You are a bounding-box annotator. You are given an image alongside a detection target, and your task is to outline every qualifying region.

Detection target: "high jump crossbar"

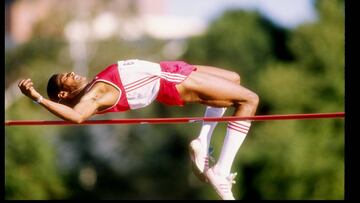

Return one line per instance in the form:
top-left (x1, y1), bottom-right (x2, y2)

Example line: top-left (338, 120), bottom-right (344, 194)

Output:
top-left (5, 112), bottom-right (345, 126)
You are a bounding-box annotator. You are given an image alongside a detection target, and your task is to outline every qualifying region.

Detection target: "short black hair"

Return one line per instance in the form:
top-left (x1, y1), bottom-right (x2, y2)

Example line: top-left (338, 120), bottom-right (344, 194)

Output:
top-left (47, 74), bottom-right (61, 102)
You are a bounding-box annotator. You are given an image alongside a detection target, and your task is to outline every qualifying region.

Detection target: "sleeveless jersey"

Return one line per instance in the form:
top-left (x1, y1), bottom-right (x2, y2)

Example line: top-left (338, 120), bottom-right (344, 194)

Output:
top-left (86, 59), bottom-right (196, 114)
top-left (85, 64), bottom-right (130, 114)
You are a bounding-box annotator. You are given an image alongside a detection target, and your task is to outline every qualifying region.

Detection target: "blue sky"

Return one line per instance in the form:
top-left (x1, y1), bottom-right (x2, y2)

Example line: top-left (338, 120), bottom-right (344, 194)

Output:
top-left (167, 0), bottom-right (317, 28)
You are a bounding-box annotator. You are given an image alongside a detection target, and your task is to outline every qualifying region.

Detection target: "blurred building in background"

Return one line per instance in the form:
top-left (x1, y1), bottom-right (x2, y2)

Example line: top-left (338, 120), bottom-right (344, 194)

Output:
top-left (5, 0), bottom-right (205, 76)
top-left (5, 0), bottom-right (206, 48)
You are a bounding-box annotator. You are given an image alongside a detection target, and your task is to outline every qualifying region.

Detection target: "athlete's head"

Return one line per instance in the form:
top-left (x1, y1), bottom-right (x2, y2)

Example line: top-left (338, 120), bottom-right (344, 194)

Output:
top-left (47, 72), bottom-right (88, 103)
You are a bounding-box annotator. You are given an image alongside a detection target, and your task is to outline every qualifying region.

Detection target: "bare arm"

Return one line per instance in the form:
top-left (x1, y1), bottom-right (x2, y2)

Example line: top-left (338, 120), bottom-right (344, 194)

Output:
top-left (18, 78), bottom-right (100, 123)
top-left (39, 98), bottom-right (99, 123)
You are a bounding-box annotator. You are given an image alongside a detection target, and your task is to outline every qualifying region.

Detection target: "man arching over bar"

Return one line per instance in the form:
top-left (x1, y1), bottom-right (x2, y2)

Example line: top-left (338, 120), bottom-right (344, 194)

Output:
top-left (18, 59), bottom-right (259, 200)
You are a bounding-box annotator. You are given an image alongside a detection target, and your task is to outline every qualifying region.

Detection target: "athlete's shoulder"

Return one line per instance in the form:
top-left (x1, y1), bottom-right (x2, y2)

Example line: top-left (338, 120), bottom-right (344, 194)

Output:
top-left (95, 63), bottom-right (118, 77)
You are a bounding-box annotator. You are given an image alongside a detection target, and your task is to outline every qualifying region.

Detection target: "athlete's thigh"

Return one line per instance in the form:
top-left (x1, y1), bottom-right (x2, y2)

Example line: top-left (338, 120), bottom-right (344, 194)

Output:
top-left (194, 65), bottom-right (240, 83)
top-left (180, 71), bottom-right (252, 103)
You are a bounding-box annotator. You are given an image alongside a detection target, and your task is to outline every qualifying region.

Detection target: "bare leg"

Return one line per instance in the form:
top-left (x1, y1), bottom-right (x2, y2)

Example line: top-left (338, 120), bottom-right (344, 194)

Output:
top-left (177, 70), bottom-right (259, 116)
top-left (194, 65), bottom-right (241, 84)
top-left (178, 70), bottom-right (259, 199)
top-left (188, 66), bottom-right (240, 181)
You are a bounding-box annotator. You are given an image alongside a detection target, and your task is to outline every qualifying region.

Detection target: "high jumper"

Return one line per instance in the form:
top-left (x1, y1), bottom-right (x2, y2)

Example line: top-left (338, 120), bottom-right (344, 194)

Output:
top-left (18, 59), bottom-right (259, 200)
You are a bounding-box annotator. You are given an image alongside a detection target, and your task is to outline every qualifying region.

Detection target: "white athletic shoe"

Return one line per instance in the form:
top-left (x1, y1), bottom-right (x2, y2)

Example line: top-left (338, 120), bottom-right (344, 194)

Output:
top-left (205, 168), bottom-right (237, 200)
top-left (189, 138), bottom-right (214, 182)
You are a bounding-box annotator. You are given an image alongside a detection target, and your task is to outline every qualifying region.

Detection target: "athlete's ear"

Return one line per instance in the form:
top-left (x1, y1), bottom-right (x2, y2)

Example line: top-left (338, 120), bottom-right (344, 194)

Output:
top-left (58, 91), bottom-right (69, 99)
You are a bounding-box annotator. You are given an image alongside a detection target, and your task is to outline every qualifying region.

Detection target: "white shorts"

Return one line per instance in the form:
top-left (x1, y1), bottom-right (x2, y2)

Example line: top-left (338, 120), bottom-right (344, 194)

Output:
top-left (117, 59), bottom-right (161, 109)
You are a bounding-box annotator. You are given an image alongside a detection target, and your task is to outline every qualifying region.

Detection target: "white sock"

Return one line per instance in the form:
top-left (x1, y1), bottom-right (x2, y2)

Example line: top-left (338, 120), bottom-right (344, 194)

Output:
top-left (197, 106), bottom-right (227, 150)
top-left (214, 120), bottom-right (251, 177)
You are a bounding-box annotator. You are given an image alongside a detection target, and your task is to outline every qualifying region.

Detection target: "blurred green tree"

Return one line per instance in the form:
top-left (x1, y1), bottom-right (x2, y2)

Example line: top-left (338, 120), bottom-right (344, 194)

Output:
top-left (183, 0), bottom-right (344, 200)
top-left (183, 9), bottom-right (292, 86)
top-left (5, 127), bottom-right (67, 199)
top-left (242, 0), bottom-right (344, 199)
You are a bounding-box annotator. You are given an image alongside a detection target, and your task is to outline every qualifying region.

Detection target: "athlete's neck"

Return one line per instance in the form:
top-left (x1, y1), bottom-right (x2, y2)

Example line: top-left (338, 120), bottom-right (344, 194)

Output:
top-left (61, 82), bottom-right (90, 107)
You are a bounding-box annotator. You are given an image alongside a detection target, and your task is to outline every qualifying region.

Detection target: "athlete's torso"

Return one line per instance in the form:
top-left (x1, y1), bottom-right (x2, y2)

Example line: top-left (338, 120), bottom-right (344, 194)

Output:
top-left (85, 63), bottom-right (130, 114)
top-left (86, 59), bottom-right (162, 114)
top-left (85, 59), bottom-right (195, 114)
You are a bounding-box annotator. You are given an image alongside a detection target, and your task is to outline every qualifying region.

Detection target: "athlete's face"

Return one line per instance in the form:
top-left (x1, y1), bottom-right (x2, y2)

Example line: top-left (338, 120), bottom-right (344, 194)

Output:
top-left (58, 72), bottom-right (87, 92)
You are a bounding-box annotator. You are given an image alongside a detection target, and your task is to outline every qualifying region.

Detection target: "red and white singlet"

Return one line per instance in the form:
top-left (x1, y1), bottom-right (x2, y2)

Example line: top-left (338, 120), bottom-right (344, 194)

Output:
top-left (86, 59), bottom-right (196, 114)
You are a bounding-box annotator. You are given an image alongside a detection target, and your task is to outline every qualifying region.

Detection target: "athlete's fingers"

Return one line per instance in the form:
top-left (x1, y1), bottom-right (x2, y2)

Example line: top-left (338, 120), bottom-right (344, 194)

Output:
top-left (21, 80), bottom-right (29, 88)
top-left (18, 79), bottom-right (26, 87)
top-left (19, 79), bottom-right (29, 88)
top-left (25, 81), bottom-right (33, 86)
top-left (21, 78), bottom-right (30, 84)
top-left (22, 79), bottom-right (32, 87)
top-left (25, 82), bottom-right (34, 90)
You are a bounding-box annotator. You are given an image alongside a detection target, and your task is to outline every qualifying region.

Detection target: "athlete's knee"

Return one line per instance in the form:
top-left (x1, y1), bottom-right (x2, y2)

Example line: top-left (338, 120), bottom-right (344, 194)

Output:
top-left (247, 92), bottom-right (259, 107)
top-left (230, 71), bottom-right (241, 84)
top-left (233, 91), bottom-right (259, 110)
top-left (238, 91), bottom-right (259, 109)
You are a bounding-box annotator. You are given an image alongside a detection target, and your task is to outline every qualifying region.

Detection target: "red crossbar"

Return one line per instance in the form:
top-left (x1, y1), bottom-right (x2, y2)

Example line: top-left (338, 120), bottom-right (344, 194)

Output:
top-left (4, 112), bottom-right (345, 126)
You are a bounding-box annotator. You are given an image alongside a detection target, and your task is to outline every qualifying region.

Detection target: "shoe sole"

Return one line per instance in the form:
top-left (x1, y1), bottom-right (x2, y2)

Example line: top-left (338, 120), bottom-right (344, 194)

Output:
top-left (189, 140), bottom-right (208, 182)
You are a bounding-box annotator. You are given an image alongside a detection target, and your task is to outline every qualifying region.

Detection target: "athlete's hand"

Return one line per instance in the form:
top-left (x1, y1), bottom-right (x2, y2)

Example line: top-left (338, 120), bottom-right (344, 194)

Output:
top-left (18, 78), bottom-right (42, 101)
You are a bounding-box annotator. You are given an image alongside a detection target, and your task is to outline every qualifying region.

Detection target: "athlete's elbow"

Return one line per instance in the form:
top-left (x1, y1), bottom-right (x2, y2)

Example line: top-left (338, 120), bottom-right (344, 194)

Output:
top-left (74, 118), bottom-right (84, 124)
top-left (75, 116), bottom-right (87, 124)
top-left (66, 118), bottom-right (83, 124)
top-left (72, 109), bottom-right (95, 124)
top-left (69, 115), bottom-right (87, 124)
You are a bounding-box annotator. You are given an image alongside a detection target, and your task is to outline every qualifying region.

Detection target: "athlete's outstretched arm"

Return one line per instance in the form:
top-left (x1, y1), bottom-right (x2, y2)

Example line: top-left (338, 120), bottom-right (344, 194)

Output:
top-left (18, 78), bottom-right (99, 123)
